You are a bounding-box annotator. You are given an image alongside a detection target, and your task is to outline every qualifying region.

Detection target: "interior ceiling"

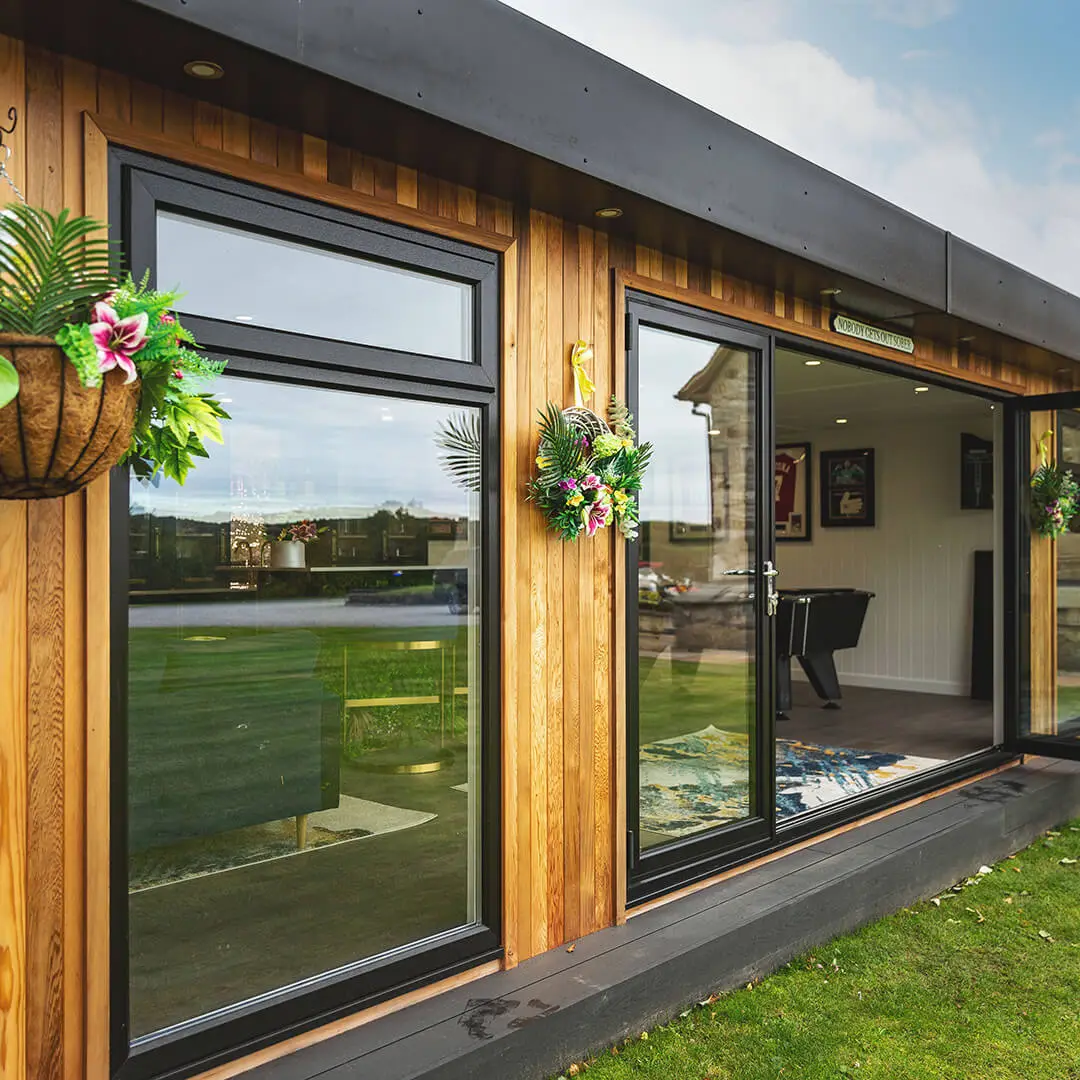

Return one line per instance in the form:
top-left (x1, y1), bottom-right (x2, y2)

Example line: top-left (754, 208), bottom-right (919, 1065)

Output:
top-left (775, 347), bottom-right (995, 437)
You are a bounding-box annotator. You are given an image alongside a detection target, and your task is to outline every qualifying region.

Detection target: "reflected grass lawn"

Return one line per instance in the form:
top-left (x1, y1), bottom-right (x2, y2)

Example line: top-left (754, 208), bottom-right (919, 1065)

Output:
top-left (126, 621), bottom-right (477, 1036)
top-left (638, 656), bottom-right (754, 745)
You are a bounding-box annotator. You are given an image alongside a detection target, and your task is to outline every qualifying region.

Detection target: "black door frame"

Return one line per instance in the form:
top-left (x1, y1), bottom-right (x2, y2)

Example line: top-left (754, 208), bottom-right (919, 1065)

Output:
top-left (625, 290), bottom-right (1022, 906)
top-left (108, 148), bottom-right (503, 1080)
top-left (625, 290), bottom-right (777, 903)
top-left (1006, 390), bottom-right (1080, 761)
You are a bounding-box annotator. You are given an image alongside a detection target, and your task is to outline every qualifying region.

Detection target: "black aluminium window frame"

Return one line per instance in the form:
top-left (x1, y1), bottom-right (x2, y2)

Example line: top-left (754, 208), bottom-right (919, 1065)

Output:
top-left (107, 148), bottom-right (502, 1080)
top-left (624, 287), bottom-right (1020, 907)
top-left (1007, 388), bottom-right (1080, 761)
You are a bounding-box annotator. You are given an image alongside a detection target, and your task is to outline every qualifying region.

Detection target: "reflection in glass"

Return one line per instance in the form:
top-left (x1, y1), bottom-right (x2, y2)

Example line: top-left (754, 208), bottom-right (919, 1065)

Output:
top-left (157, 212), bottom-right (474, 362)
top-left (1052, 411), bottom-right (1080, 735)
top-left (636, 326), bottom-right (757, 850)
top-left (127, 377), bottom-right (482, 1036)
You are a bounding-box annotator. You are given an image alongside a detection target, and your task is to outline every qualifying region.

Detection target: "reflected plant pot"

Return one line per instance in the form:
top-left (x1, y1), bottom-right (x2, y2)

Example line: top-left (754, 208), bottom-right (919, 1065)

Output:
top-left (269, 540), bottom-right (307, 569)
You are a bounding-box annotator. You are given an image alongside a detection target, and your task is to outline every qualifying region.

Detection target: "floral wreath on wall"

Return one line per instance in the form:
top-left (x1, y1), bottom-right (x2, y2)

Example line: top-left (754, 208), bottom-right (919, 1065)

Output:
top-left (526, 341), bottom-right (652, 541)
top-left (1031, 428), bottom-right (1080, 539)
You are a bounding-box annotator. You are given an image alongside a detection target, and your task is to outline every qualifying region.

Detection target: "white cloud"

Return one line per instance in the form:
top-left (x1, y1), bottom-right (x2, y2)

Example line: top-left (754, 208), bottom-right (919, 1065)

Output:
top-left (865, 0), bottom-right (959, 28)
top-left (502, 0), bottom-right (1080, 296)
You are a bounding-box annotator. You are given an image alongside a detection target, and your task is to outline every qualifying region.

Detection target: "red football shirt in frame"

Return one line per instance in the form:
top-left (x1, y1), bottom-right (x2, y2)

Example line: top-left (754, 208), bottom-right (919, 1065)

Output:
top-left (775, 451), bottom-right (798, 527)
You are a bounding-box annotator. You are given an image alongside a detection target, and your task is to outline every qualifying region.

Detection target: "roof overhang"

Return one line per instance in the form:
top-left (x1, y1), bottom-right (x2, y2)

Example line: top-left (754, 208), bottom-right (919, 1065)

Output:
top-left (3, 0), bottom-right (1078, 377)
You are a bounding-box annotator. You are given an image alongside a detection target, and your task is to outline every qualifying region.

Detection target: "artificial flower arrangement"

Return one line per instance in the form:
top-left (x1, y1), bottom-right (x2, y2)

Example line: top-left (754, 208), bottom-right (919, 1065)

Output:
top-left (0, 202), bottom-right (228, 498)
top-left (527, 396), bottom-right (652, 541)
top-left (277, 519), bottom-right (327, 544)
top-left (1031, 429), bottom-right (1080, 539)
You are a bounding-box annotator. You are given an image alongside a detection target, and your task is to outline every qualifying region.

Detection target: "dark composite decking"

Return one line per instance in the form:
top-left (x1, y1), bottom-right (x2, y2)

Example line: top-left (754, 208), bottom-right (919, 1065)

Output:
top-left (245, 756), bottom-right (1080, 1080)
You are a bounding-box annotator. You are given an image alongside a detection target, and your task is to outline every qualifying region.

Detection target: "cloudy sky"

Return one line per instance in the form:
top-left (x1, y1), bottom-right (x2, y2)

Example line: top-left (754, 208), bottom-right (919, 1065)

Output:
top-left (502, 0), bottom-right (1080, 296)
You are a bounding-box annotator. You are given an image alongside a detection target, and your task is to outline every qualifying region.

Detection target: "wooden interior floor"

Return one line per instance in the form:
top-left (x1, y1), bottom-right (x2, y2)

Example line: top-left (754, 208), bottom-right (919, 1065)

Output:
top-left (781, 682), bottom-right (995, 761)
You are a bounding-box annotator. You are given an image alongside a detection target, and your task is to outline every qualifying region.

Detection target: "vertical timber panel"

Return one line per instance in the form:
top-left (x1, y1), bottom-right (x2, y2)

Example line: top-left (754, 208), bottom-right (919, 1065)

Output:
top-left (544, 213), bottom-right (565, 945)
top-left (61, 52), bottom-right (94, 1080)
top-left (500, 234), bottom-right (521, 969)
top-left (574, 224), bottom-right (596, 937)
top-left (25, 44), bottom-right (67, 1080)
top-left (0, 33), bottom-right (27, 1080)
top-left (1030, 411), bottom-right (1058, 734)
top-left (591, 231), bottom-right (614, 930)
top-left (527, 210), bottom-right (550, 956)
top-left (83, 113), bottom-right (111, 1080)
top-left (560, 221), bottom-right (582, 945)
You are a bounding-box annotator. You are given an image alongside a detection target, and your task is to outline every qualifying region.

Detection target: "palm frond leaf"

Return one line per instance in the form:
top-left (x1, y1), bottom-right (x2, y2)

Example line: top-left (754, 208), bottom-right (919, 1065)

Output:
top-left (0, 203), bottom-right (116, 336)
top-left (435, 411), bottom-right (482, 492)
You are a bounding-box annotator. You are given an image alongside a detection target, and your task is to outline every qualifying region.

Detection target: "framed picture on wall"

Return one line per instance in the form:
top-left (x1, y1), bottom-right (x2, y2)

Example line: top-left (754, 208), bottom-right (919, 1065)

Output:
top-left (775, 442), bottom-right (811, 541)
top-left (820, 448), bottom-right (875, 527)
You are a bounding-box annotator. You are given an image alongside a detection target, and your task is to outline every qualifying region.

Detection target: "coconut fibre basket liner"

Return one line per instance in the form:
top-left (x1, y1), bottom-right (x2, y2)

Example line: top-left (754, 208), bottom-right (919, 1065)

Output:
top-left (0, 335), bottom-right (138, 499)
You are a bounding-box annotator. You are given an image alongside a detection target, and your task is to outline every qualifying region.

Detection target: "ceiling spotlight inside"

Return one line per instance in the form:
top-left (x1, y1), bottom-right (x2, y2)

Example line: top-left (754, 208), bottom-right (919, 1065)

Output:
top-left (234, 315), bottom-right (253, 322)
top-left (594, 206), bottom-right (623, 219)
top-left (914, 385), bottom-right (929, 393)
top-left (707, 429), bottom-right (721, 436)
top-left (820, 287), bottom-right (842, 297)
top-left (804, 359), bottom-right (822, 367)
top-left (835, 417), bottom-right (848, 425)
top-left (184, 60), bottom-right (224, 80)
top-left (958, 334), bottom-right (976, 343)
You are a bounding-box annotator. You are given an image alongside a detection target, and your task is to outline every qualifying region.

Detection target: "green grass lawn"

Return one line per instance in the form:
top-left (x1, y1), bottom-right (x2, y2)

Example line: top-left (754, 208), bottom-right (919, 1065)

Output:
top-left (553, 820), bottom-right (1080, 1080)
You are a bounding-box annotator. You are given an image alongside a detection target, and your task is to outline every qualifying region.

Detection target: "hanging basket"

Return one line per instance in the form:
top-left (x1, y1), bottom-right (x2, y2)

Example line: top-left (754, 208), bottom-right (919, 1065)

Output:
top-left (0, 334), bottom-right (138, 499)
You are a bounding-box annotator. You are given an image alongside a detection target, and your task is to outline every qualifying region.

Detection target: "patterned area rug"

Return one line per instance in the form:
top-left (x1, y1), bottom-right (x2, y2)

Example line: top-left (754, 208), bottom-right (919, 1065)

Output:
top-left (130, 795), bottom-right (436, 892)
top-left (639, 725), bottom-right (944, 838)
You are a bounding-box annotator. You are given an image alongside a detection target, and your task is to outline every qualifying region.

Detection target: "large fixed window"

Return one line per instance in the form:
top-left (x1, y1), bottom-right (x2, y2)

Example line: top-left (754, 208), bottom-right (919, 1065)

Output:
top-left (110, 151), bottom-right (500, 1080)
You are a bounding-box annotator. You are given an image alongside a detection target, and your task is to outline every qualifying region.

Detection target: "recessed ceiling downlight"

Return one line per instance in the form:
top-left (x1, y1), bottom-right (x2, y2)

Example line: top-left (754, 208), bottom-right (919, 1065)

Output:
top-left (914, 385), bottom-right (929, 393)
top-left (184, 60), bottom-right (224, 80)
top-left (835, 417), bottom-right (848, 424)
top-left (594, 207), bottom-right (623, 219)
top-left (804, 359), bottom-right (822, 367)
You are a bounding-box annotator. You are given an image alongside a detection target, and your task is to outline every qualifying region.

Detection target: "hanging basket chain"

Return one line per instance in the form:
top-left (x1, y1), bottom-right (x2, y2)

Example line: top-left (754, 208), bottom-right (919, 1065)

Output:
top-left (0, 107), bottom-right (25, 205)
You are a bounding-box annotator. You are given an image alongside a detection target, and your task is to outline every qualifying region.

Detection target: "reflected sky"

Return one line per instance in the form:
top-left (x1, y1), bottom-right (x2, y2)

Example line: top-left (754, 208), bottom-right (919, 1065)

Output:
top-left (157, 212), bottom-right (473, 362)
top-left (504, 0), bottom-right (1080, 296)
top-left (132, 376), bottom-right (476, 522)
top-left (638, 326), bottom-right (718, 525)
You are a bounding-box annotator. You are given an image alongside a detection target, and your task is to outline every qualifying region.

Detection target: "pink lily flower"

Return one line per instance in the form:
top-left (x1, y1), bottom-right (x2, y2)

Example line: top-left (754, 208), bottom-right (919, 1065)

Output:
top-left (89, 302), bottom-right (148, 384)
top-left (583, 501), bottom-right (612, 537)
top-left (580, 473), bottom-right (602, 491)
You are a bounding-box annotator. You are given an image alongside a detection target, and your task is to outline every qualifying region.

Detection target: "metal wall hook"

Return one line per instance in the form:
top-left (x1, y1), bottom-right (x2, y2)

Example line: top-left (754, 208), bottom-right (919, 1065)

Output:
top-left (0, 106), bottom-right (25, 204)
top-left (0, 106), bottom-right (16, 149)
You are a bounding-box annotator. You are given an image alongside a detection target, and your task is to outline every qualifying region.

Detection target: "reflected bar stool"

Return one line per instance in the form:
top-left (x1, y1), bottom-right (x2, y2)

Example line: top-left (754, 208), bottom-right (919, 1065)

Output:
top-left (342, 639), bottom-right (448, 751)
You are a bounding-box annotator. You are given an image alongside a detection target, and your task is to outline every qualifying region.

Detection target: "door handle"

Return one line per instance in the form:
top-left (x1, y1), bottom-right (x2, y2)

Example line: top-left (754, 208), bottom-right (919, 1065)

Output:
top-left (723, 563), bottom-right (780, 614)
top-left (764, 560), bottom-right (779, 616)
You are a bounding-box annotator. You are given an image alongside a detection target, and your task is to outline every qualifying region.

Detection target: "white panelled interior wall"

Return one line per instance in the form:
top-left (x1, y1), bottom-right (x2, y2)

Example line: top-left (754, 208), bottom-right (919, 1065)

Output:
top-left (777, 411), bottom-right (996, 696)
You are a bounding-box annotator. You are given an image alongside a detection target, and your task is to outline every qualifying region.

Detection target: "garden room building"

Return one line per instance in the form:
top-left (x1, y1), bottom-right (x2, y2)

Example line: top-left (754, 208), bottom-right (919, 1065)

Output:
top-left (3, 2), bottom-right (1080, 1079)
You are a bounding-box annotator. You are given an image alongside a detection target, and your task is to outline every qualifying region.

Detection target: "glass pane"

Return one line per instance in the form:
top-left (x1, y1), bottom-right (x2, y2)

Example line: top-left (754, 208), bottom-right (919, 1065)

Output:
top-left (1057, 412), bottom-right (1080, 736)
top-left (1025, 408), bottom-right (1080, 742)
top-left (774, 349), bottom-right (997, 818)
top-left (636, 325), bottom-right (757, 850)
top-left (127, 377), bottom-right (483, 1036)
top-left (157, 211), bottom-right (474, 362)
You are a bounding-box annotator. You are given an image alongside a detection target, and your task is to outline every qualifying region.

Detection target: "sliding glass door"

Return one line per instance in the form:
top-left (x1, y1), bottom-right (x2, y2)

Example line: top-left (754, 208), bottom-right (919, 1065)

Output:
top-left (626, 291), bottom-right (775, 902)
top-left (1011, 391), bottom-right (1080, 758)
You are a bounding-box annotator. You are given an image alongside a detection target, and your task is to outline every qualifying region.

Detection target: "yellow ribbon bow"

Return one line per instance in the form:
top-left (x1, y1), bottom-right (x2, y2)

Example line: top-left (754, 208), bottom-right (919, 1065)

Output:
top-left (570, 340), bottom-right (596, 408)
top-left (1038, 429), bottom-right (1055, 467)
